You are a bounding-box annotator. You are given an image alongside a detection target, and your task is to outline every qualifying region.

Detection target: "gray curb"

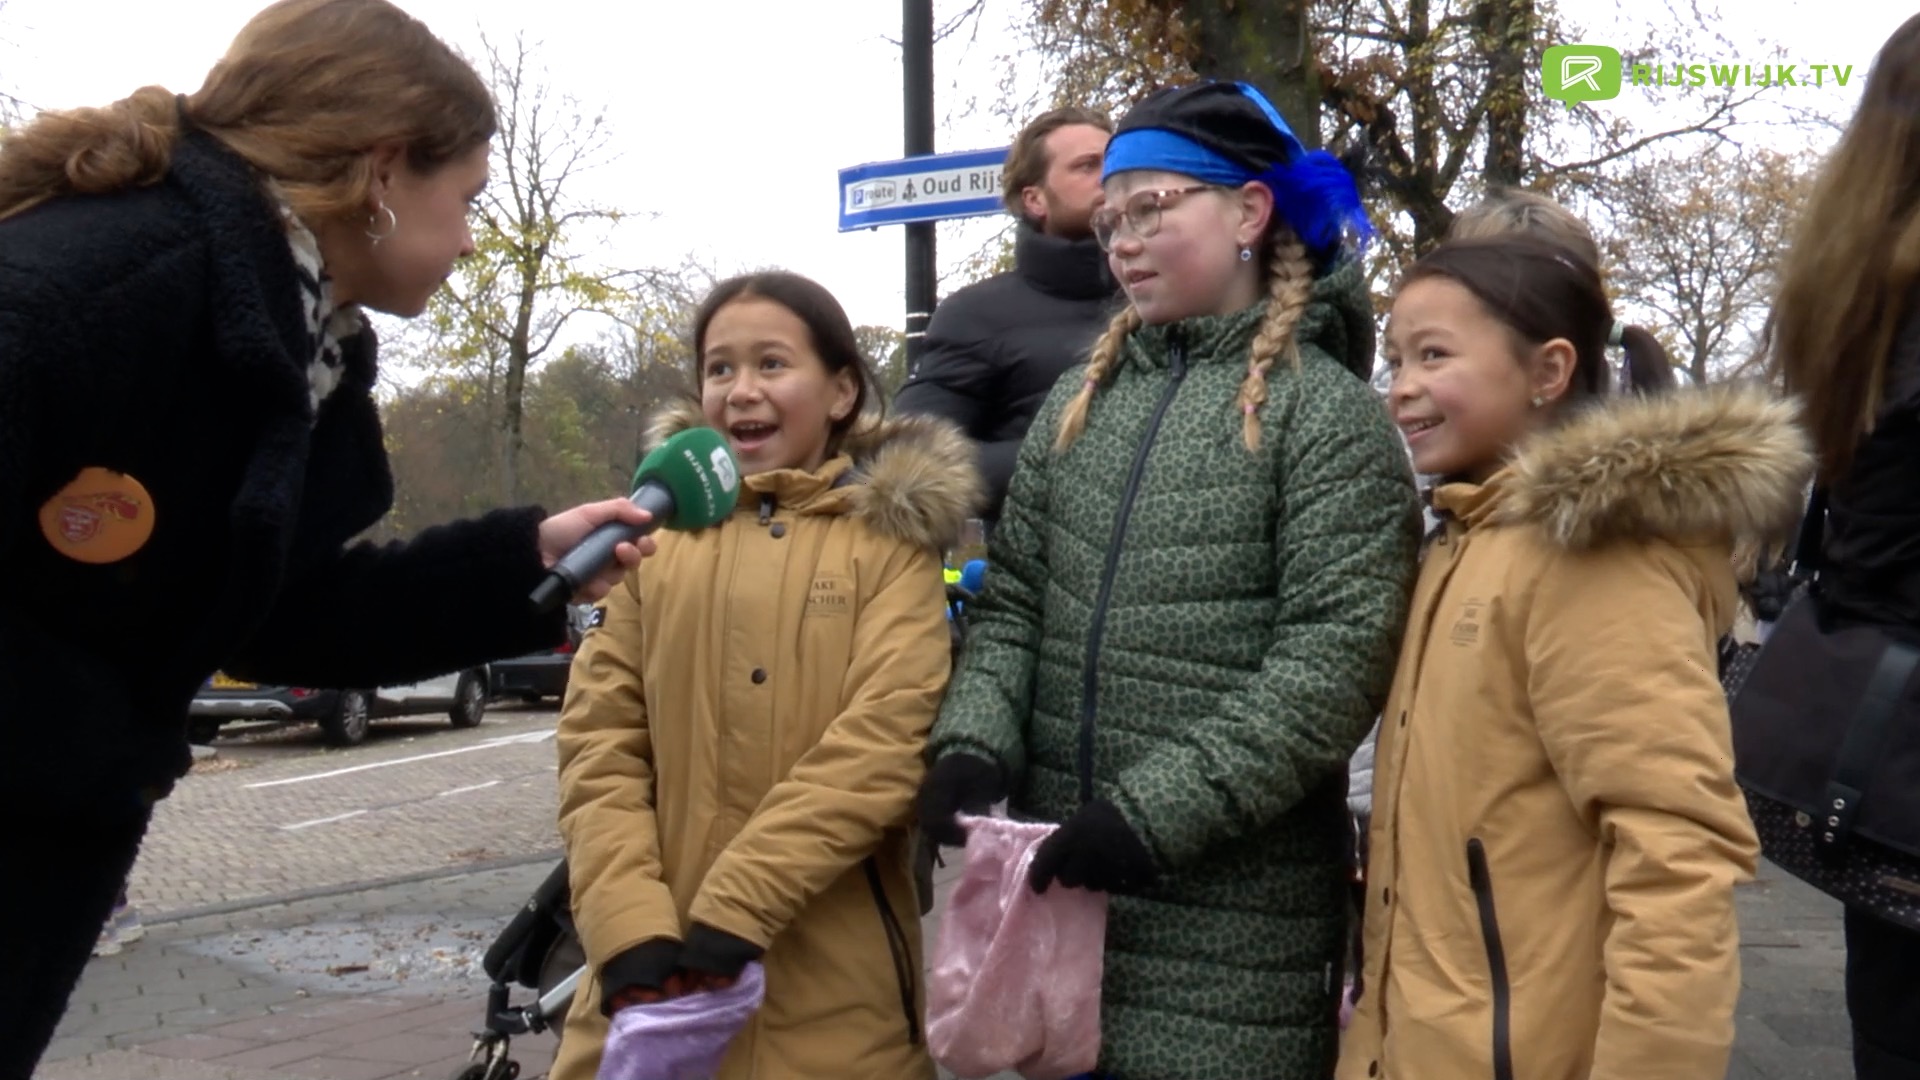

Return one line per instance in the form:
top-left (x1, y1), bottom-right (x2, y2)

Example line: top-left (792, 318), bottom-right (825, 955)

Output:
top-left (144, 847), bottom-right (563, 926)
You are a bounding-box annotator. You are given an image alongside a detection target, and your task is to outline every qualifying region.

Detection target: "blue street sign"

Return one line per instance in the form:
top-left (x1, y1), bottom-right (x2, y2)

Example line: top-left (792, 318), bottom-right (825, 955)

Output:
top-left (838, 146), bottom-right (1011, 231)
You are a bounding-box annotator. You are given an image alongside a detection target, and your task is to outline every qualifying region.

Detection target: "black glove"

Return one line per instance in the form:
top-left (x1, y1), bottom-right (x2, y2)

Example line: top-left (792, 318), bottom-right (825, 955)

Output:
top-left (599, 937), bottom-right (682, 1015)
top-left (1028, 798), bottom-right (1158, 895)
top-left (916, 753), bottom-right (1007, 848)
top-left (678, 922), bottom-right (765, 980)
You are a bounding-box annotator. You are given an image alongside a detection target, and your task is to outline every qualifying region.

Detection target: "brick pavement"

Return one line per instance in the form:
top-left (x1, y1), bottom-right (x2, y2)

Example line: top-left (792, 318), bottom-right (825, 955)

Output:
top-left (38, 853), bottom-right (1854, 1080)
top-left (129, 710), bottom-right (565, 919)
top-left (39, 862), bottom-right (564, 1080)
top-left (1727, 869), bottom-right (1854, 1080)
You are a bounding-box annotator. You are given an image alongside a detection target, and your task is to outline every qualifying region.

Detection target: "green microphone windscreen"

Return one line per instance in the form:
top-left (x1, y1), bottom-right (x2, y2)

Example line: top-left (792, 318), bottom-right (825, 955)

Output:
top-left (632, 427), bottom-right (741, 530)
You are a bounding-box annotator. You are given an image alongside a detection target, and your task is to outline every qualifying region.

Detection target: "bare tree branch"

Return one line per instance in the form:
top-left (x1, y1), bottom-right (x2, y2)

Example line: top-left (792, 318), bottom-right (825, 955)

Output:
top-left (395, 33), bottom-right (665, 505)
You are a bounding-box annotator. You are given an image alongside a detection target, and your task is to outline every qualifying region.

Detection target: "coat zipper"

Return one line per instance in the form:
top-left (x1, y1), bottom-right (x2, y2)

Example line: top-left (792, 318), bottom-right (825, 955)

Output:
top-left (863, 857), bottom-right (922, 1046)
top-left (1466, 838), bottom-right (1515, 1080)
top-left (1076, 336), bottom-right (1188, 804)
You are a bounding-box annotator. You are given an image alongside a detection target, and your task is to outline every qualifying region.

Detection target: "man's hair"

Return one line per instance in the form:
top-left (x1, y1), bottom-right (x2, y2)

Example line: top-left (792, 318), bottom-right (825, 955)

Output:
top-left (1001, 106), bottom-right (1112, 224)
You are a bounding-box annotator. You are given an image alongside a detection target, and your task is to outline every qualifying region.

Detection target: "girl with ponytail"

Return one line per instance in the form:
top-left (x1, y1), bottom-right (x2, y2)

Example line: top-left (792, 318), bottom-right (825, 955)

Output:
top-left (1338, 236), bottom-right (1811, 1079)
top-left (917, 81), bottom-right (1422, 1078)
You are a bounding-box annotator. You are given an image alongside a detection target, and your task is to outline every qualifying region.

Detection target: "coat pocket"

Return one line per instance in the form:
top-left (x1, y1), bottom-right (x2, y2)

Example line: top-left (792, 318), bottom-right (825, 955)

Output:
top-left (863, 857), bottom-right (923, 1046)
top-left (1466, 839), bottom-right (1515, 1080)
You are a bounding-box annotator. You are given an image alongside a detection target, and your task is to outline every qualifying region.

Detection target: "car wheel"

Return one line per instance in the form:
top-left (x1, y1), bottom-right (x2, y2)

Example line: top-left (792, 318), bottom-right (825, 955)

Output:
top-left (187, 717), bottom-right (221, 745)
top-left (450, 671), bottom-right (488, 729)
top-left (320, 690), bottom-right (372, 746)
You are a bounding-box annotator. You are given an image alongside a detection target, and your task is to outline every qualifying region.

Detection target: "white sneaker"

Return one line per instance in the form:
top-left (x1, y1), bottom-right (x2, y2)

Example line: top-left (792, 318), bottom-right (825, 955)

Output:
top-left (112, 904), bottom-right (145, 946)
top-left (91, 902), bottom-right (142, 957)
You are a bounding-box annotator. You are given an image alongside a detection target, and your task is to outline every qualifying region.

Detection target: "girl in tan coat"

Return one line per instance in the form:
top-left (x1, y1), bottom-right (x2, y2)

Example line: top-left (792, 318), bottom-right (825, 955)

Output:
top-left (549, 271), bottom-right (981, 1080)
top-left (1337, 238), bottom-right (1811, 1080)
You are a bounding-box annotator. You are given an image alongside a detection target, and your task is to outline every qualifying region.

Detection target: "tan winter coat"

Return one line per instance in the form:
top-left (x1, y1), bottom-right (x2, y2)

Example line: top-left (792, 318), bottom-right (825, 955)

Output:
top-left (1338, 387), bottom-right (1811, 1080)
top-left (549, 406), bottom-right (980, 1080)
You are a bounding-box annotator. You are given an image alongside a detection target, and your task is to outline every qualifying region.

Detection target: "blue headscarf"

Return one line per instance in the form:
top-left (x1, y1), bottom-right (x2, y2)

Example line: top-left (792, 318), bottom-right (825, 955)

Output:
top-left (1102, 81), bottom-right (1373, 264)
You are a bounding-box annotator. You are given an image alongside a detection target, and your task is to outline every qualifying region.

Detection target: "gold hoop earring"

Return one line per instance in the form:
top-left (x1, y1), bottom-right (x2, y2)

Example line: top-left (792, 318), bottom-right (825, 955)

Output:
top-left (366, 205), bottom-right (398, 244)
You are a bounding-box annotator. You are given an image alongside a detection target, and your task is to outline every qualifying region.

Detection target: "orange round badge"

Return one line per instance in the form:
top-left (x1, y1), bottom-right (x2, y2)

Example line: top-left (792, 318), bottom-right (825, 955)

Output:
top-left (38, 467), bottom-right (156, 564)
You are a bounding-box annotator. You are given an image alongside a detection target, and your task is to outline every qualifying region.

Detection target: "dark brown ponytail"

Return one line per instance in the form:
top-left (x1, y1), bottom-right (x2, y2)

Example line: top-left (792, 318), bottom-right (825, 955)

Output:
top-left (1616, 324), bottom-right (1677, 394)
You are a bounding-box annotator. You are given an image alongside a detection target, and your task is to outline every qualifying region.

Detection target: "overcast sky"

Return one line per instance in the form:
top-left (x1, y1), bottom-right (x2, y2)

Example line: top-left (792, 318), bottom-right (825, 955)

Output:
top-left (0, 0), bottom-right (1907, 340)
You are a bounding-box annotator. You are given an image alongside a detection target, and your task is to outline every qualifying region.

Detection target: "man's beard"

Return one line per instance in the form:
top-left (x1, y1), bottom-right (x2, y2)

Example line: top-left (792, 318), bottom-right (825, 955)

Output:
top-left (1041, 189), bottom-right (1096, 241)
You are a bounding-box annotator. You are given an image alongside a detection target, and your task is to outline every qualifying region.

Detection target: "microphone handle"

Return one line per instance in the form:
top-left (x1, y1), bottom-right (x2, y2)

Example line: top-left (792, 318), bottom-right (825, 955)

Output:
top-left (529, 482), bottom-right (676, 613)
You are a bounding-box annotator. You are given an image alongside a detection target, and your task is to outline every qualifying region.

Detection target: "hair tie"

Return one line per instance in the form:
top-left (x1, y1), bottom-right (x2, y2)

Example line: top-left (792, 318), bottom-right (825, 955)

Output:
top-left (1084, 379), bottom-right (1097, 392)
top-left (1243, 403), bottom-right (1256, 415)
top-left (1608, 320), bottom-right (1626, 347)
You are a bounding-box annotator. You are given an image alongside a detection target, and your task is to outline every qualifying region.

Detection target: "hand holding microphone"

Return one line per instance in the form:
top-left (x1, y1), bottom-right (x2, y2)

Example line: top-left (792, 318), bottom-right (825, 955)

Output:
top-left (531, 428), bottom-right (743, 611)
top-left (535, 501), bottom-right (656, 603)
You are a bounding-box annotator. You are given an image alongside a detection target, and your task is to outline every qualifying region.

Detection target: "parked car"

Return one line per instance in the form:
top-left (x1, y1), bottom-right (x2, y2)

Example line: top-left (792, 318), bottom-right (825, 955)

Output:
top-left (188, 666), bottom-right (491, 747)
top-left (489, 603), bottom-right (594, 704)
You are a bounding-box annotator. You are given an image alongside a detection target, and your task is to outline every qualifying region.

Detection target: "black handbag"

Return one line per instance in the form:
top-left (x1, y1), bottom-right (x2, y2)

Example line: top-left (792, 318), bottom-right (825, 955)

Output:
top-left (1727, 488), bottom-right (1920, 931)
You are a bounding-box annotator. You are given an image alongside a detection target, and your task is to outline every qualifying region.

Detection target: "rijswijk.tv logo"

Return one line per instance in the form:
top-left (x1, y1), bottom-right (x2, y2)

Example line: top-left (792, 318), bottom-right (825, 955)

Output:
top-left (1541, 44), bottom-right (1855, 106)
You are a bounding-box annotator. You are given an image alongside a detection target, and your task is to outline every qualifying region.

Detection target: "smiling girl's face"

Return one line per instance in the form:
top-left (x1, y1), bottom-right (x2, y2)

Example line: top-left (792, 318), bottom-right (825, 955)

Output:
top-left (698, 296), bottom-right (857, 475)
top-left (1383, 275), bottom-right (1572, 482)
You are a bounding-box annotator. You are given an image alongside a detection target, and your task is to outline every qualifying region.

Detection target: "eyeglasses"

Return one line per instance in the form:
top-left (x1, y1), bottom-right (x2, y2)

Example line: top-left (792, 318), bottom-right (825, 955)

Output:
top-left (1091, 185), bottom-right (1218, 252)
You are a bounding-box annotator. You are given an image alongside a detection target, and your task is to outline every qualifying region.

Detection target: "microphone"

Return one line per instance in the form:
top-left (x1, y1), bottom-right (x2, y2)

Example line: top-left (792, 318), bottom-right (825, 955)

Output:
top-left (528, 427), bottom-right (742, 613)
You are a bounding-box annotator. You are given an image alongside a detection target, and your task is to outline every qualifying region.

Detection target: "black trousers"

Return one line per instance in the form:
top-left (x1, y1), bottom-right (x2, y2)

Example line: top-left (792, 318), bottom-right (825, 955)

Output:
top-left (0, 799), bottom-right (151, 1080)
top-left (1846, 906), bottom-right (1920, 1079)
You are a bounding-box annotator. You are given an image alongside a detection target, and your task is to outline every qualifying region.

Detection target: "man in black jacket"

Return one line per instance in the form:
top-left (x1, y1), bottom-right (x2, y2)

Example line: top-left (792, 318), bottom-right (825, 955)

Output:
top-left (894, 107), bottom-right (1119, 526)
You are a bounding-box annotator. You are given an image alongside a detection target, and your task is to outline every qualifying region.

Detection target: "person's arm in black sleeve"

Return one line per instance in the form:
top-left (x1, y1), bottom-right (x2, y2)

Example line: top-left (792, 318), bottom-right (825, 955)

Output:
top-left (223, 507), bottom-right (568, 688)
top-left (970, 438), bottom-right (1021, 523)
top-left (894, 297), bottom-right (1013, 515)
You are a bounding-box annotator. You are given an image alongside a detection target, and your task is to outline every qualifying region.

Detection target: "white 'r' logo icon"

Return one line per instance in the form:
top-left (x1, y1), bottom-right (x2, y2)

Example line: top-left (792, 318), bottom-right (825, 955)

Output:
top-left (1561, 55), bottom-right (1604, 92)
top-left (710, 448), bottom-right (738, 491)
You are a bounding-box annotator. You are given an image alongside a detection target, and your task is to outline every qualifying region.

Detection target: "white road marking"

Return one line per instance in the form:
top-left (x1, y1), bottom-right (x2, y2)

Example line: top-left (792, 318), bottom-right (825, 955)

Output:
top-left (245, 729), bottom-right (556, 790)
top-left (438, 780), bottom-right (502, 798)
top-left (279, 809), bottom-right (367, 832)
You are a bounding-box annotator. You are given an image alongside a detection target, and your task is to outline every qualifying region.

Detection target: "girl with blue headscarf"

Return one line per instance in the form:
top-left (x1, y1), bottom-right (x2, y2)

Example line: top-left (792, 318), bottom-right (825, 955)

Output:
top-left (919, 82), bottom-right (1422, 1079)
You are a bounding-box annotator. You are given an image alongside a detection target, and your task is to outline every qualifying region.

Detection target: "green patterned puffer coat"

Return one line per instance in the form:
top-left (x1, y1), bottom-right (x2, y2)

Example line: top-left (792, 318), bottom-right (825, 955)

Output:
top-left (928, 260), bottom-right (1421, 1080)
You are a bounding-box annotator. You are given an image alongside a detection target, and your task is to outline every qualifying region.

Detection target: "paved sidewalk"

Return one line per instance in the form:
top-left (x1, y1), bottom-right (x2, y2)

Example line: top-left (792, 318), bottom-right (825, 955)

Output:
top-left (39, 860), bottom-right (565, 1080)
top-left (38, 858), bottom-right (1853, 1079)
top-left (130, 712), bottom-right (563, 919)
top-left (1727, 869), bottom-right (1854, 1080)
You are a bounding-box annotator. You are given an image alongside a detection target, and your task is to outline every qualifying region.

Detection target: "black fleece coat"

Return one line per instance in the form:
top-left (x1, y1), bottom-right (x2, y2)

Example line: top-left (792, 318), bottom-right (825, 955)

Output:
top-left (892, 224), bottom-right (1117, 524)
top-left (0, 129), bottom-right (568, 807)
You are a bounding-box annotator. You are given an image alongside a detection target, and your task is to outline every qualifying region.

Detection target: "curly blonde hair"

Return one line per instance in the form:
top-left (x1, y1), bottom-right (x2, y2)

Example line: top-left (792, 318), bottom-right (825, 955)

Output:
top-left (1053, 224), bottom-right (1317, 452)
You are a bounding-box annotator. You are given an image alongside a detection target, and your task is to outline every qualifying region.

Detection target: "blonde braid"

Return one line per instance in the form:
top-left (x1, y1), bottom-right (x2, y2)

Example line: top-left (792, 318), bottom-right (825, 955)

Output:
top-left (1053, 304), bottom-right (1143, 452)
top-left (1236, 230), bottom-right (1315, 451)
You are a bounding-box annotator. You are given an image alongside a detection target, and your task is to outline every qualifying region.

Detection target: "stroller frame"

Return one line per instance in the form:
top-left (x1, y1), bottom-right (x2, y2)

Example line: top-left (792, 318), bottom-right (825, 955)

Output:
top-left (453, 859), bottom-right (586, 1080)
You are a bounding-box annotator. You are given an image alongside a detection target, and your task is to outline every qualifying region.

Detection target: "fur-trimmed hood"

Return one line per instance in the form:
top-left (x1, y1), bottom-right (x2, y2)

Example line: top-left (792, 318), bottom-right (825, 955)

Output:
top-left (1436, 385), bottom-right (1814, 551)
top-left (643, 398), bottom-right (984, 552)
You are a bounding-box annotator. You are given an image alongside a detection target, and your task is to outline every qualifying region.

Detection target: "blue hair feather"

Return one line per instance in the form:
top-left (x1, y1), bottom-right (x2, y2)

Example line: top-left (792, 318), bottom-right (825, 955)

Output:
top-left (1258, 149), bottom-right (1375, 262)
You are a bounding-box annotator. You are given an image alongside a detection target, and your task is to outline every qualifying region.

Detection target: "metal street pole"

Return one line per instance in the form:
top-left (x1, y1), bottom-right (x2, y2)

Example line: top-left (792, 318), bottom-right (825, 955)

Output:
top-left (903, 0), bottom-right (936, 365)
